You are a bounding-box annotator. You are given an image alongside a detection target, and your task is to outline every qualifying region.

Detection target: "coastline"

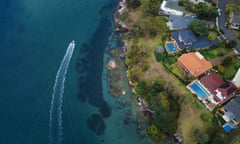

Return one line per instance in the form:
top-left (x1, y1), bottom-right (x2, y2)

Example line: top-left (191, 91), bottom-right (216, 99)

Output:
top-left (112, 0), bottom-right (158, 143)
top-left (113, 0), bottom-right (208, 142)
top-left (113, 0), bottom-right (240, 144)
top-left (97, 0), bottom-right (153, 143)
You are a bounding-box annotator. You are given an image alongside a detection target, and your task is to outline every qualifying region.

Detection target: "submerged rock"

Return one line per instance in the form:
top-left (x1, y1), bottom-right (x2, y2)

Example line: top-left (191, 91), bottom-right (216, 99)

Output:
top-left (76, 57), bottom-right (88, 73)
top-left (112, 73), bottom-right (121, 82)
top-left (87, 114), bottom-right (106, 136)
top-left (110, 85), bottom-right (121, 96)
top-left (99, 102), bottom-right (111, 118)
top-left (77, 91), bottom-right (86, 103)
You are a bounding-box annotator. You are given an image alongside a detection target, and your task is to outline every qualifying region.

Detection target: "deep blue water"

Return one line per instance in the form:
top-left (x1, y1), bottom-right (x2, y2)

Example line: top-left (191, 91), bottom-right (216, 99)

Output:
top-left (0, 0), bottom-right (147, 144)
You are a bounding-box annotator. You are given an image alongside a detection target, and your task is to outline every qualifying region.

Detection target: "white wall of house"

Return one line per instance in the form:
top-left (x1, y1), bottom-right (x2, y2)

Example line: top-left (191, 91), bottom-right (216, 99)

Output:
top-left (232, 68), bottom-right (240, 88)
top-left (160, 1), bottom-right (183, 16)
top-left (189, 0), bottom-right (206, 4)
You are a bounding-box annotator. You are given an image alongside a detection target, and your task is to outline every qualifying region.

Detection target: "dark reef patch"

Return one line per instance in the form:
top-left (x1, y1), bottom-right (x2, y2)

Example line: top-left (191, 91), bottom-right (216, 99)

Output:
top-left (77, 91), bottom-right (86, 103)
top-left (75, 2), bottom-right (118, 118)
top-left (75, 57), bottom-right (88, 73)
top-left (98, 101), bottom-right (111, 118)
top-left (87, 114), bottom-right (106, 136)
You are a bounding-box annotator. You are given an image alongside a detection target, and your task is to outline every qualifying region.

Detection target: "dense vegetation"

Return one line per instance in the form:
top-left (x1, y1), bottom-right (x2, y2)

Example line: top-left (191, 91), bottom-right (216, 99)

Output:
top-left (179, 0), bottom-right (218, 20)
top-left (190, 20), bottom-right (208, 37)
top-left (190, 19), bottom-right (219, 40)
top-left (123, 0), bottom-right (179, 142)
top-left (136, 80), bottom-right (180, 141)
top-left (141, 0), bottom-right (163, 16)
top-left (126, 0), bottom-right (141, 9)
top-left (138, 16), bottom-right (168, 37)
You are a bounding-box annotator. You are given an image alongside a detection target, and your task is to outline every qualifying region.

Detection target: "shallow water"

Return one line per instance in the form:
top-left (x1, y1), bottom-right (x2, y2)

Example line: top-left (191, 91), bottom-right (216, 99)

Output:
top-left (0, 0), bottom-right (149, 143)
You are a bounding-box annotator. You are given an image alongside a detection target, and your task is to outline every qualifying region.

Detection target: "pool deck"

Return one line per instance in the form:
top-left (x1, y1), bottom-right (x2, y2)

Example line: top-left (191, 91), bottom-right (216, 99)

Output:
top-left (187, 80), bottom-right (218, 111)
top-left (187, 80), bottom-right (209, 101)
top-left (165, 41), bottom-right (179, 54)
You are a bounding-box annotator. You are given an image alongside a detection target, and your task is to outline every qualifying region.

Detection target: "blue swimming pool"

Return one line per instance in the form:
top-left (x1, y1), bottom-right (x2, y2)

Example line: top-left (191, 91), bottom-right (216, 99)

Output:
top-left (190, 83), bottom-right (207, 99)
top-left (223, 123), bottom-right (233, 133)
top-left (166, 43), bottom-right (177, 52)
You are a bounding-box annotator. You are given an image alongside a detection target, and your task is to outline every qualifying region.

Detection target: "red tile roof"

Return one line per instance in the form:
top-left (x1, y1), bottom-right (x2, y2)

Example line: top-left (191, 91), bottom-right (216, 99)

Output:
top-left (218, 82), bottom-right (237, 105)
top-left (199, 72), bottom-right (225, 96)
top-left (218, 82), bottom-right (237, 97)
top-left (177, 52), bottom-right (212, 77)
top-left (200, 72), bottom-right (237, 105)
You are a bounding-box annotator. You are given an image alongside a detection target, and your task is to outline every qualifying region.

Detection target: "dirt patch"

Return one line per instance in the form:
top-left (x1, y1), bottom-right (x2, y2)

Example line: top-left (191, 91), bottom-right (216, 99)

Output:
top-left (128, 10), bottom-right (143, 26)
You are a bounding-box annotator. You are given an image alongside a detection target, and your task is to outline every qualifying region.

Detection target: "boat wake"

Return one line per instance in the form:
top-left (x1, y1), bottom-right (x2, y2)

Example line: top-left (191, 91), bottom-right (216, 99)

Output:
top-left (49, 41), bottom-right (75, 144)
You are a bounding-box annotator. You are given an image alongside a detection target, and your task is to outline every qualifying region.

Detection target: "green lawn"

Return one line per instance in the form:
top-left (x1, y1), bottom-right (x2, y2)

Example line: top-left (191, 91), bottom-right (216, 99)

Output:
top-left (219, 55), bottom-right (240, 80)
top-left (200, 47), bottom-right (231, 60)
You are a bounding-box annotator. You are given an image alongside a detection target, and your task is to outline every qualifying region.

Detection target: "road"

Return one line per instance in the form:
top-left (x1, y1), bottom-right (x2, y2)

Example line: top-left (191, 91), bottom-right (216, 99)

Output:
top-left (217, 0), bottom-right (240, 53)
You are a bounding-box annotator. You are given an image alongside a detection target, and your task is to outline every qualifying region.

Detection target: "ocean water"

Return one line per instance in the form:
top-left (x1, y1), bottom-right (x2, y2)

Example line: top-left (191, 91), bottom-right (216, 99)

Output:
top-left (0, 0), bottom-right (148, 144)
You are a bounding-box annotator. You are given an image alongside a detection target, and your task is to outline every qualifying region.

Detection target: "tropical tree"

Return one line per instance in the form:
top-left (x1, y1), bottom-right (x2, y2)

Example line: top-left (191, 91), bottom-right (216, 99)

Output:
top-left (126, 0), bottom-right (141, 9)
top-left (190, 20), bottom-right (208, 37)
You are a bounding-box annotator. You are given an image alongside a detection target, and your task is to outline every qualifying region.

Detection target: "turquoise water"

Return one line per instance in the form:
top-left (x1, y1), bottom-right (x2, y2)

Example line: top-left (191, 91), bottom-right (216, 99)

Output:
top-left (166, 43), bottom-right (177, 52)
top-left (0, 0), bottom-right (147, 144)
top-left (190, 83), bottom-right (207, 99)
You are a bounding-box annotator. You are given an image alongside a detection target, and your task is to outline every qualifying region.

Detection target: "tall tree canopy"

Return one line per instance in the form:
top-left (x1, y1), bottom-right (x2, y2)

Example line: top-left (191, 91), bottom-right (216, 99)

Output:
top-left (190, 20), bottom-right (208, 37)
top-left (126, 0), bottom-right (141, 9)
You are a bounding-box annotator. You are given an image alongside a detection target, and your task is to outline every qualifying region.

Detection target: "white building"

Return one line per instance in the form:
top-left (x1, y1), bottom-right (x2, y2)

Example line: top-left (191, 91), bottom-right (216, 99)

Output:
top-left (232, 68), bottom-right (240, 88)
top-left (160, 0), bottom-right (184, 16)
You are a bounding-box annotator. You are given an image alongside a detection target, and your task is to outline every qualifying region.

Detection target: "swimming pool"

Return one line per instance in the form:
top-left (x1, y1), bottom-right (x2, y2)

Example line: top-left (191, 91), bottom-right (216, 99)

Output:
top-left (166, 43), bottom-right (177, 53)
top-left (190, 83), bottom-right (207, 99)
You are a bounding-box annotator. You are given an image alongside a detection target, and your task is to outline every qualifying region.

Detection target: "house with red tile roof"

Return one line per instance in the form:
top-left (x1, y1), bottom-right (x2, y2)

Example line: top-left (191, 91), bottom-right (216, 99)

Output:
top-left (200, 72), bottom-right (237, 105)
top-left (188, 72), bottom-right (238, 111)
top-left (177, 52), bottom-right (212, 77)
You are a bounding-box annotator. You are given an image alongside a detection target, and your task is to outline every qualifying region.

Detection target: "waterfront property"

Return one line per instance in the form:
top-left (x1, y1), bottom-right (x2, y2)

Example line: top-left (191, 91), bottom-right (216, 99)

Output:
top-left (177, 52), bottom-right (212, 77)
top-left (165, 41), bottom-right (178, 53)
top-left (222, 95), bottom-right (240, 132)
top-left (171, 29), bottom-right (213, 50)
top-left (188, 72), bottom-right (238, 111)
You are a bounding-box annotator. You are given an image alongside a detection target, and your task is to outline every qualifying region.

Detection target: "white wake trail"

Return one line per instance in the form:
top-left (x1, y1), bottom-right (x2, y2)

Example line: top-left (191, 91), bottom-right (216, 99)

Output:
top-left (49, 41), bottom-right (75, 144)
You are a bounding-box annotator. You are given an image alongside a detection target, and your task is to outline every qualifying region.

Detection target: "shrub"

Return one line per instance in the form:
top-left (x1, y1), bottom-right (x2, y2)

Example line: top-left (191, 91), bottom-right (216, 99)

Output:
top-left (147, 124), bottom-right (165, 142)
top-left (208, 32), bottom-right (218, 40)
top-left (222, 57), bottom-right (232, 66)
top-left (142, 63), bottom-right (149, 72)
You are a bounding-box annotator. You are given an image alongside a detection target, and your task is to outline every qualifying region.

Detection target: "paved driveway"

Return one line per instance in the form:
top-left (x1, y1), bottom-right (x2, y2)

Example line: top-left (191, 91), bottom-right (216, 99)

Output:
top-left (217, 0), bottom-right (240, 53)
